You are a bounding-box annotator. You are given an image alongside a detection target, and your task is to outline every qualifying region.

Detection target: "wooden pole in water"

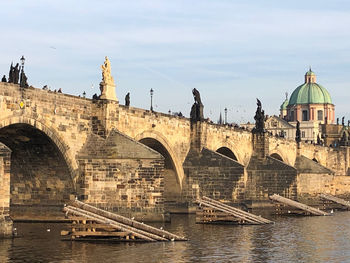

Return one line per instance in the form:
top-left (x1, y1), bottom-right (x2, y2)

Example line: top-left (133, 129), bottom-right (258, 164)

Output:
top-left (72, 199), bottom-right (186, 241)
top-left (64, 206), bottom-right (166, 241)
top-left (320, 194), bottom-right (350, 209)
top-left (201, 196), bottom-right (272, 224)
top-left (197, 199), bottom-right (262, 224)
top-left (269, 194), bottom-right (330, 216)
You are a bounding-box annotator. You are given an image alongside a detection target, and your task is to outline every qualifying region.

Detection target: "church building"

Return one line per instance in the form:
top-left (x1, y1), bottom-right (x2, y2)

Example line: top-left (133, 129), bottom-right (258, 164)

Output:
top-left (279, 68), bottom-right (335, 142)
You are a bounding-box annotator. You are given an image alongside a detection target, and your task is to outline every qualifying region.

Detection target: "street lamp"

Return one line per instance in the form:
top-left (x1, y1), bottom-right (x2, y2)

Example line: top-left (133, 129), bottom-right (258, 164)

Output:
top-left (224, 107), bottom-right (228, 124)
top-left (20, 56), bottom-right (26, 88)
top-left (20, 56), bottom-right (25, 69)
top-left (150, 88), bottom-right (154, 111)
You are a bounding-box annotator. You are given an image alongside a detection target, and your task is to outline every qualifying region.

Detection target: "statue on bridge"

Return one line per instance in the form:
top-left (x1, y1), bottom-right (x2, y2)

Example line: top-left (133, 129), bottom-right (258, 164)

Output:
top-left (8, 63), bottom-right (20, 84)
top-left (340, 131), bottom-right (349, 146)
top-left (190, 88), bottom-right (204, 122)
top-left (99, 56), bottom-right (117, 101)
top-left (101, 56), bottom-right (114, 86)
top-left (252, 98), bottom-right (265, 134)
top-left (20, 70), bottom-right (28, 88)
top-left (342, 116), bottom-right (345, 126)
top-left (1, 75), bottom-right (6, 82)
top-left (125, 92), bottom-right (130, 107)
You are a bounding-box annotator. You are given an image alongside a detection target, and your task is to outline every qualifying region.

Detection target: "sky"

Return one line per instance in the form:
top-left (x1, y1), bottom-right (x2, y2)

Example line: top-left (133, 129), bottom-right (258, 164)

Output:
top-left (1, 0), bottom-right (350, 123)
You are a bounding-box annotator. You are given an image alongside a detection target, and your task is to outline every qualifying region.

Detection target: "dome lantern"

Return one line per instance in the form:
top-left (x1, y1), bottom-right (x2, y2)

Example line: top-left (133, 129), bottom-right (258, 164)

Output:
top-left (305, 67), bottom-right (316, 83)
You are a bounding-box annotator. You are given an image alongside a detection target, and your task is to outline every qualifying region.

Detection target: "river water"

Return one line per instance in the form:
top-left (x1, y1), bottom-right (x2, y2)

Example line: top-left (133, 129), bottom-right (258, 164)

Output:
top-left (1, 212), bottom-right (350, 263)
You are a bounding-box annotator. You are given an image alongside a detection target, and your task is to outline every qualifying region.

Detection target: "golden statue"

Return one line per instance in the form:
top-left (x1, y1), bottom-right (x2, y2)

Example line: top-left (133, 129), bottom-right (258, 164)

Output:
top-left (99, 56), bottom-right (117, 101)
top-left (101, 56), bottom-right (115, 86)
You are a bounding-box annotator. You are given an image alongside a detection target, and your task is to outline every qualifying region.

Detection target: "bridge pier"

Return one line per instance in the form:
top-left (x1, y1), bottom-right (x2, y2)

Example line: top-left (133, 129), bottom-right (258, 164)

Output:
top-left (0, 143), bottom-right (12, 238)
top-left (92, 99), bottom-right (119, 138)
top-left (246, 131), bottom-right (298, 204)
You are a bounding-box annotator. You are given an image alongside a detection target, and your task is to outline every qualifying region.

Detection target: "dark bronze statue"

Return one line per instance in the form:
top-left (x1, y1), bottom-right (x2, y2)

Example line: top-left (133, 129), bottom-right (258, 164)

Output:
top-left (192, 88), bottom-right (202, 106)
top-left (20, 70), bottom-right (28, 88)
top-left (125, 92), bottom-right (130, 107)
top-left (8, 62), bottom-right (20, 84)
top-left (1, 75), bottom-right (6, 82)
top-left (253, 98), bottom-right (265, 134)
top-left (337, 118), bottom-right (339, 125)
top-left (295, 120), bottom-right (301, 143)
top-left (340, 131), bottom-right (349, 146)
top-left (13, 63), bottom-right (20, 84)
top-left (8, 63), bottom-right (13, 83)
top-left (342, 116), bottom-right (345, 126)
top-left (190, 88), bottom-right (204, 122)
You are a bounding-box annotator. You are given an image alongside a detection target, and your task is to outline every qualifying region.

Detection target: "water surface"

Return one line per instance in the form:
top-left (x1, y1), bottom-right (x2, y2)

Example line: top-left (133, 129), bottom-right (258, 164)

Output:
top-left (1, 212), bottom-right (350, 263)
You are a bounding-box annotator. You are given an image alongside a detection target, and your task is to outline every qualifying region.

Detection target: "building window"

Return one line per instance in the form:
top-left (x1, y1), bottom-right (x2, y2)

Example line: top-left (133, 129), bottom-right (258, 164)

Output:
top-left (302, 110), bottom-right (308, 121)
top-left (317, 110), bottom-right (323, 121)
top-left (290, 111), bottom-right (294, 121)
top-left (302, 131), bottom-right (305, 138)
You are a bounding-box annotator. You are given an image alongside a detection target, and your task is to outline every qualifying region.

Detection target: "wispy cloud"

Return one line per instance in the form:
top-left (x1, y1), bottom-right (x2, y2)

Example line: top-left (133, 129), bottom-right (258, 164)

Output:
top-left (1, 0), bottom-right (350, 121)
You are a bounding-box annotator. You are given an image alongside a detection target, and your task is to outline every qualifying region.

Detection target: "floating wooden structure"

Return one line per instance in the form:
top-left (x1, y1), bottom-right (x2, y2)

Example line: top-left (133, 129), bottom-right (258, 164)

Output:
top-left (320, 193), bottom-right (350, 210)
top-left (196, 196), bottom-right (273, 225)
top-left (269, 194), bottom-right (330, 216)
top-left (61, 199), bottom-right (187, 242)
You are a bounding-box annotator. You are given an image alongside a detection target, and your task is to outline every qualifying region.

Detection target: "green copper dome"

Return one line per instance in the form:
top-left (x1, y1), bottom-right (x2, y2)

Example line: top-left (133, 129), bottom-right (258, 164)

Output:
top-left (288, 82), bottom-right (332, 105)
top-left (280, 98), bottom-right (289, 110)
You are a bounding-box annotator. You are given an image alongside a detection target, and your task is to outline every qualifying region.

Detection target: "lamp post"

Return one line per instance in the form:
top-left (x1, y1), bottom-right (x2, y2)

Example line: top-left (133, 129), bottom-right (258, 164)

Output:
top-left (150, 88), bottom-right (154, 111)
top-left (20, 56), bottom-right (25, 70)
top-left (224, 107), bottom-right (227, 124)
top-left (20, 56), bottom-right (26, 88)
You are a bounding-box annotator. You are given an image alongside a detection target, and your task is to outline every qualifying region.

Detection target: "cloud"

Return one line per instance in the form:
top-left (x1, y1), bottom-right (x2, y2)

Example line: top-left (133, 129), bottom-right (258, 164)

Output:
top-left (0, 0), bottom-right (349, 122)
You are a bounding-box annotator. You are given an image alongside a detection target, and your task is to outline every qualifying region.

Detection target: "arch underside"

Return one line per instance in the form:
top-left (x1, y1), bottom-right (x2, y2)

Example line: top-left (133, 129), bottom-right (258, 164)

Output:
top-left (138, 137), bottom-right (182, 212)
top-left (216, 147), bottom-right (238, 161)
top-left (270, 153), bottom-right (284, 162)
top-left (0, 123), bottom-right (75, 219)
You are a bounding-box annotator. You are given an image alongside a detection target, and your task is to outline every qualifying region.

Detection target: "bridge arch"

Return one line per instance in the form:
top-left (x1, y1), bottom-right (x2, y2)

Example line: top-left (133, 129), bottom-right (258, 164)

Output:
top-left (270, 152), bottom-right (284, 162)
top-left (0, 116), bottom-right (77, 218)
top-left (210, 141), bottom-right (244, 164)
top-left (135, 131), bottom-right (184, 211)
top-left (135, 130), bottom-right (184, 186)
top-left (216, 146), bottom-right (238, 161)
top-left (269, 149), bottom-right (293, 165)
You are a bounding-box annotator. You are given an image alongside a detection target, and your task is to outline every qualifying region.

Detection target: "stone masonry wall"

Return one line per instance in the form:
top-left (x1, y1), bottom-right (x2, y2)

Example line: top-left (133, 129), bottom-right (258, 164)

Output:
top-left (77, 130), bottom-right (166, 221)
top-left (300, 143), bottom-right (348, 175)
top-left (0, 143), bottom-right (12, 237)
top-left (183, 148), bottom-right (245, 206)
top-left (78, 158), bottom-right (165, 221)
top-left (297, 174), bottom-right (350, 199)
top-left (246, 156), bottom-right (297, 201)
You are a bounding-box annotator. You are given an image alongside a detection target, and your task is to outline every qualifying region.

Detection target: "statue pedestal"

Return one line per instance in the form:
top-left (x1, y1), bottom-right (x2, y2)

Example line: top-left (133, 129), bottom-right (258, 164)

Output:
top-left (99, 82), bottom-right (118, 102)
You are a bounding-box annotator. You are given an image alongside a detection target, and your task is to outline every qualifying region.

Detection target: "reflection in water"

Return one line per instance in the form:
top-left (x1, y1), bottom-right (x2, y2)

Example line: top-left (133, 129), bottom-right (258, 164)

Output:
top-left (2, 213), bottom-right (350, 263)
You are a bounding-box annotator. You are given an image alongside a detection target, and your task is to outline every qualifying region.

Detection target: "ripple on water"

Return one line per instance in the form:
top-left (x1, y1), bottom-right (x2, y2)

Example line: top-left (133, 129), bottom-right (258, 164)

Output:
top-left (2, 212), bottom-right (350, 263)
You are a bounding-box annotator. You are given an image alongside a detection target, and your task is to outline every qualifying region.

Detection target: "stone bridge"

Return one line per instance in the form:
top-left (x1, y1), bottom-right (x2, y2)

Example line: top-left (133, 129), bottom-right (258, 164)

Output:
top-left (0, 79), bottom-right (349, 235)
